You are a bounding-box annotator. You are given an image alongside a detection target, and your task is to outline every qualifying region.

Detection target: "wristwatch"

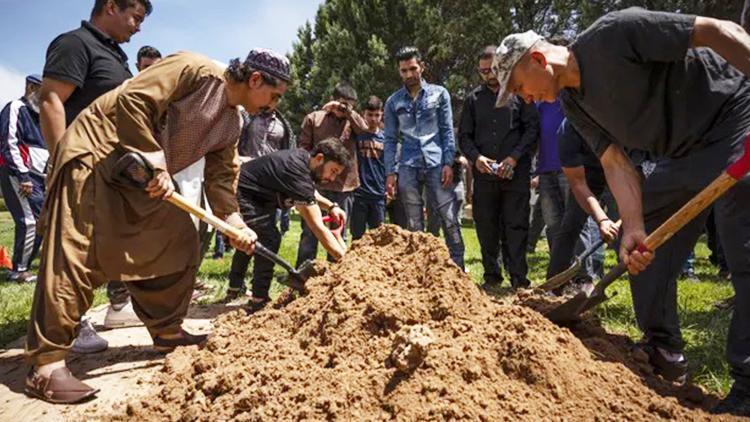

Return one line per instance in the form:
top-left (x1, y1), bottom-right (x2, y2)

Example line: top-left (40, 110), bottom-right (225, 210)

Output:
top-left (329, 202), bottom-right (340, 212)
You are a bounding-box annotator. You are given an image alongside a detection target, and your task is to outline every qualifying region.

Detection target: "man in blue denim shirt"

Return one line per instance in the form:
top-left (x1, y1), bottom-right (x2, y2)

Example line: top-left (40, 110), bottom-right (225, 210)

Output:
top-left (383, 47), bottom-right (465, 268)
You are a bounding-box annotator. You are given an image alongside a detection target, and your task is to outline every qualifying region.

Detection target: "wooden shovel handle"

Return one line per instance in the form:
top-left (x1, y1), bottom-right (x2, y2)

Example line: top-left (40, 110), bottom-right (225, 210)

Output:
top-left (642, 134), bottom-right (750, 251)
top-left (165, 192), bottom-right (245, 242)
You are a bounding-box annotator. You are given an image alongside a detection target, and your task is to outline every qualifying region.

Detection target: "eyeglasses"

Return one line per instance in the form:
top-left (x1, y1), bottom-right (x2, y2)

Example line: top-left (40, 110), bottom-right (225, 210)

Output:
top-left (478, 68), bottom-right (493, 75)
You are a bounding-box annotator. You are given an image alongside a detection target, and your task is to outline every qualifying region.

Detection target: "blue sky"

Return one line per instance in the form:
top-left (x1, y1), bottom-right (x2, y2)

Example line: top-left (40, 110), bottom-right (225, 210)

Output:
top-left (0, 0), bottom-right (323, 103)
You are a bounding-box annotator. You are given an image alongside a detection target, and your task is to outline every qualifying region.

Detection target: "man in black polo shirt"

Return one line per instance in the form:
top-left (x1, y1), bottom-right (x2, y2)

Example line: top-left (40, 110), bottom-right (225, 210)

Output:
top-left (38, 0), bottom-right (152, 353)
top-left (459, 45), bottom-right (539, 290)
top-left (495, 8), bottom-right (750, 414)
top-left (235, 138), bottom-right (349, 312)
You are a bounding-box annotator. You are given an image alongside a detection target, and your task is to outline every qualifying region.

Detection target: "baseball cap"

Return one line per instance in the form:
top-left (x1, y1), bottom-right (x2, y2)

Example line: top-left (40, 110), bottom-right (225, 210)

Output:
top-left (244, 48), bottom-right (291, 83)
top-left (492, 30), bottom-right (544, 108)
top-left (26, 74), bottom-right (42, 85)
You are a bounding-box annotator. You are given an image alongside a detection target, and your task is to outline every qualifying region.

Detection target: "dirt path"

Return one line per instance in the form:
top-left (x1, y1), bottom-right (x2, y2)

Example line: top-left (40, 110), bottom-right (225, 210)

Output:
top-left (0, 303), bottom-right (235, 421)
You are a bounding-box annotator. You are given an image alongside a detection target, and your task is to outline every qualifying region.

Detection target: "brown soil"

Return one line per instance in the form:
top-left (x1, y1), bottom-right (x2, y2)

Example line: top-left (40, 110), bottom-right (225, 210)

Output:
top-left (102, 225), bottom-right (732, 421)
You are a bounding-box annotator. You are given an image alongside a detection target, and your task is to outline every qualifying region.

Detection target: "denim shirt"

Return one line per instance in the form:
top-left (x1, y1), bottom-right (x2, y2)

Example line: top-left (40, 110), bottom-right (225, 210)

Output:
top-left (383, 81), bottom-right (455, 175)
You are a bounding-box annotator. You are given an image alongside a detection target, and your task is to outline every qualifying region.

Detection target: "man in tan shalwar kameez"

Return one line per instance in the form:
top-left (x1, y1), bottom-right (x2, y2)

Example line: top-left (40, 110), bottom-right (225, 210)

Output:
top-left (24, 48), bottom-right (291, 404)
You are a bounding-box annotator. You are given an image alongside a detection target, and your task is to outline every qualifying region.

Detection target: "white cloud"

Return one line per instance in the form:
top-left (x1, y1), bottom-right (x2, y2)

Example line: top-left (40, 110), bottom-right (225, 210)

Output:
top-left (0, 65), bottom-right (26, 106)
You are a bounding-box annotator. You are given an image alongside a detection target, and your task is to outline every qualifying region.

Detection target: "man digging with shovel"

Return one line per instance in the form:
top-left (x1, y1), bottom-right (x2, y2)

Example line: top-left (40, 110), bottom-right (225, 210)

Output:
top-left (495, 8), bottom-right (750, 415)
top-left (24, 49), bottom-right (290, 404)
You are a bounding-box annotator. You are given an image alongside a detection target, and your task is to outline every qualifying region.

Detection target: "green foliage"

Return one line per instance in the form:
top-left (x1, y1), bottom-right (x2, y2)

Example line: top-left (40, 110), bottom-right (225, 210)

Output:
top-left (280, 0), bottom-right (744, 128)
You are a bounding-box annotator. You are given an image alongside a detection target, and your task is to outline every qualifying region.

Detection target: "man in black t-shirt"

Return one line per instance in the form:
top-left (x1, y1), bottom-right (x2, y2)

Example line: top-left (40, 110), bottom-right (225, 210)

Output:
top-left (38, 0), bottom-right (153, 352)
top-left (232, 138), bottom-right (350, 312)
top-left (494, 8), bottom-right (750, 414)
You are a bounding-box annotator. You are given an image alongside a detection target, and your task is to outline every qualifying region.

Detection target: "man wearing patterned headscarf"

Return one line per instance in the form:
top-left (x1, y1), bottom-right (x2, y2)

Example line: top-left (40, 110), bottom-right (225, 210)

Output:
top-left (23, 49), bottom-right (291, 404)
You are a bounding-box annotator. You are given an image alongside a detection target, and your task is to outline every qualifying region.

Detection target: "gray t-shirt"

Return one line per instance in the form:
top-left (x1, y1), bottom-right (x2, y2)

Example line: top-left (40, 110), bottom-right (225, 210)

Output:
top-left (561, 8), bottom-right (750, 159)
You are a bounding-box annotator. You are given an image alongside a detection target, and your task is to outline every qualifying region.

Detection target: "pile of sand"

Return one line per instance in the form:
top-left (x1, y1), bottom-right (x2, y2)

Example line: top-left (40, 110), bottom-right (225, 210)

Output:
top-left (107, 225), bottom-right (725, 420)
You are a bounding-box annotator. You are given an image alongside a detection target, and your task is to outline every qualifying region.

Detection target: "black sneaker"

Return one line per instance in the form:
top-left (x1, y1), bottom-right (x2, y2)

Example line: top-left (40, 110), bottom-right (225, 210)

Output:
top-left (220, 287), bottom-right (244, 304)
top-left (244, 296), bottom-right (270, 314)
top-left (711, 384), bottom-right (750, 416)
top-left (511, 278), bottom-right (531, 290)
top-left (639, 344), bottom-right (688, 383)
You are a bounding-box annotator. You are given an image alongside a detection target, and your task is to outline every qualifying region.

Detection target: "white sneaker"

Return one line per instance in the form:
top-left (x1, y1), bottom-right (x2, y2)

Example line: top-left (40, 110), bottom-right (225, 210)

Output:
top-left (103, 300), bottom-right (143, 329)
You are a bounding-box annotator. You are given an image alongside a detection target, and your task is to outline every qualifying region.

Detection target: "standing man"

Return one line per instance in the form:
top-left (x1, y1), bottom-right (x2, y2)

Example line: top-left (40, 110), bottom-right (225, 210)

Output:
top-left (295, 83), bottom-right (368, 266)
top-left (0, 75), bottom-right (47, 283)
top-left (384, 46), bottom-right (465, 269)
top-left (24, 49), bottom-right (288, 404)
top-left (351, 96), bottom-right (386, 240)
top-left (136, 45), bottom-right (162, 71)
top-left (39, 0), bottom-right (153, 352)
top-left (495, 8), bottom-right (750, 414)
top-left (459, 46), bottom-right (539, 289)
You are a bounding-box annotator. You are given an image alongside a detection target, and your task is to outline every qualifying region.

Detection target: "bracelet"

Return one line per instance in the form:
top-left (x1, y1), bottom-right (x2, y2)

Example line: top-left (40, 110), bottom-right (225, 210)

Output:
top-left (329, 202), bottom-right (340, 212)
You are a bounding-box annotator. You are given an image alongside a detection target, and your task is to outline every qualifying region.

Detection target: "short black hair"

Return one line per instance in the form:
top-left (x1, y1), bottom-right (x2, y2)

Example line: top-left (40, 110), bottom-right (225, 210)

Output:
top-left (363, 95), bottom-right (383, 111)
top-left (395, 46), bottom-right (421, 63)
top-left (92, 0), bottom-right (153, 18)
top-left (137, 45), bottom-right (161, 63)
top-left (332, 83), bottom-right (357, 102)
top-left (312, 138), bottom-right (352, 169)
top-left (478, 45), bottom-right (497, 61)
top-left (224, 59), bottom-right (282, 87)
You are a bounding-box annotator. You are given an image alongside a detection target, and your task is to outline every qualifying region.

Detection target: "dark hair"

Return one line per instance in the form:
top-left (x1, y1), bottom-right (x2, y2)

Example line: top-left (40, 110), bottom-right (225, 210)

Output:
top-left (311, 138), bottom-right (352, 169)
top-left (92, 0), bottom-right (153, 17)
top-left (547, 35), bottom-right (572, 47)
top-left (395, 46), bottom-right (421, 63)
top-left (478, 45), bottom-right (497, 61)
top-left (224, 58), bottom-right (281, 87)
top-left (332, 83), bottom-right (357, 102)
top-left (137, 45), bottom-right (161, 63)
top-left (364, 95), bottom-right (383, 111)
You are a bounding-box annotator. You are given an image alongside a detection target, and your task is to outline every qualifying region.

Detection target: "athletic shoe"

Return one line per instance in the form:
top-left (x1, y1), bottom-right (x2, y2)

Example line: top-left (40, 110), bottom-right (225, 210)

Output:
top-left (639, 343), bottom-right (688, 383)
top-left (103, 300), bottom-right (143, 329)
top-left (8, 271), bottom-right (37, 283)
top-left (71, 318), bottom-right (108, 354)
top-left (711, 384), bottom-right (750, 416)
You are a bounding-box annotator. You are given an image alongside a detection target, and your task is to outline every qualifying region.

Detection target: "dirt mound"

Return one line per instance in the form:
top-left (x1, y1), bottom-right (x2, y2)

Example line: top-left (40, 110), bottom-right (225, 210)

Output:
top-left (107, 225), bottom-right (725, 420)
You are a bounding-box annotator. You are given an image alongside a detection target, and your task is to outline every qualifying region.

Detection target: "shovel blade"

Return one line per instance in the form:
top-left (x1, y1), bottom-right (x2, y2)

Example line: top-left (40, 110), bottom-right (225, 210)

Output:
top-left (545, 283), bottom-right (610, 325)
top-left (279, 260), bottom-right (316, 293)
top-left (538, 259), bottom-right (581, 292)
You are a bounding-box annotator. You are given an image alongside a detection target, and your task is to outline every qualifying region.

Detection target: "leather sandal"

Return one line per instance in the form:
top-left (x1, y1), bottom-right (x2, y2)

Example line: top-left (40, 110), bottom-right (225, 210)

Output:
top-left (152, 329), bottom-right (207, 353)
top-left (25, 367), bottom-right (98, 404)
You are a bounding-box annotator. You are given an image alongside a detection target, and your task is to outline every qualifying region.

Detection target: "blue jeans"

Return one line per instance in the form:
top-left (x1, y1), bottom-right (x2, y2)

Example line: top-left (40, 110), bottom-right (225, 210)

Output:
top-left (398, 165), bottom-right (465, 268)
top-left (351, 196), bottom-right (385, 240)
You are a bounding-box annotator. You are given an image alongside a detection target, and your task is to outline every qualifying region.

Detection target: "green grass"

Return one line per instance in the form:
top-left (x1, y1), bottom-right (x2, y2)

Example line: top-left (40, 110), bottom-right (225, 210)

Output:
top-left (0, 211), bottom-right (735, 394)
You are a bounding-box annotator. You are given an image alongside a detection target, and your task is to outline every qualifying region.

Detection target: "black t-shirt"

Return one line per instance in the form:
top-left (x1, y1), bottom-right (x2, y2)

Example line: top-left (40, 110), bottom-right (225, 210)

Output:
top-left (238, 149), bottom-right (317, 209)
top-left (561, 8), bottom-right (750, 159)
top-left (557, 119), bottom-right (601, 170)
top-left (43, 21), bottom-right (132, 125)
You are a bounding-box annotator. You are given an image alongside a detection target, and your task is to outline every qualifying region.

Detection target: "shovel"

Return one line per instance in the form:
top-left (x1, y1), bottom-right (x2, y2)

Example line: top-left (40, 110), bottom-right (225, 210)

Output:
top-left (537, 219), bottom-right (621, 292)
top-left (112, 151), bottom-right (315, 293)
top-left (546, 135), bottom-right (750, 325)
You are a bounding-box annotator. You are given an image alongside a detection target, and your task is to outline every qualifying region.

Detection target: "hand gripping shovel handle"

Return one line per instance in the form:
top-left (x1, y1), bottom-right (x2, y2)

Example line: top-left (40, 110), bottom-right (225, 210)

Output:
top-left (547, 134), bottom-right (750, 323)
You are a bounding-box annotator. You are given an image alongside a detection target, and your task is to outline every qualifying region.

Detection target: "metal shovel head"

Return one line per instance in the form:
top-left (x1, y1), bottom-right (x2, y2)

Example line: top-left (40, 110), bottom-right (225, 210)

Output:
top-left (545, 282), bottom-right (610, 325)
top-left (280, 260), bottom-right (316, 293)
top-left (112, 152), bottom-right (154, 188)
top-left (537, 258), bottom-right (582, 292)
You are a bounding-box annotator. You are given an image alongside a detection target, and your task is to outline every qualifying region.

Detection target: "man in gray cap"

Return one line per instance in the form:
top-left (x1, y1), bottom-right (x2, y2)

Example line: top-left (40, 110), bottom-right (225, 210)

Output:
top-left (24, 48), bottom-right (290, 404)
top-left (494, 7), bottom-right (750, 416)
top-left (0, 74), bottom-right (46, 283)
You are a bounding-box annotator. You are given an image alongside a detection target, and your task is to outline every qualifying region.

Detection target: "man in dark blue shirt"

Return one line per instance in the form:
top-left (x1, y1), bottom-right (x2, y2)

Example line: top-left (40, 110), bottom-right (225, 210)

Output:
top-left (351, 96), bottom-right (386, 240)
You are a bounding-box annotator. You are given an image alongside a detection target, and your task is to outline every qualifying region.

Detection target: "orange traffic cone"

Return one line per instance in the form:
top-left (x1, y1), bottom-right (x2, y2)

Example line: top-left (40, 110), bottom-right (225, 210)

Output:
top-left (0, 246), bottom-right (12, 270)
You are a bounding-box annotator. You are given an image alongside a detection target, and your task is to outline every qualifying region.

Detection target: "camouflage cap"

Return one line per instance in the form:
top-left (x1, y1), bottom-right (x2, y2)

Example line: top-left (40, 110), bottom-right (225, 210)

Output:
top-left (492, 30), bottom-right (544, 108)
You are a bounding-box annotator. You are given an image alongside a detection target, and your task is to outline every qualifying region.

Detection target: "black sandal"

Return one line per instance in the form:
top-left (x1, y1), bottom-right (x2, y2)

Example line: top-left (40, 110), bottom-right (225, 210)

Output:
top-left (152, 329), bottom-right (208, 353)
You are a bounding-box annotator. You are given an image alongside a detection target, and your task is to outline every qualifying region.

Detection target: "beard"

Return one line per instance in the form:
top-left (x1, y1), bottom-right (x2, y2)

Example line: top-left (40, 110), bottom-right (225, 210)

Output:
top-left (310, 165), bottom-right (325, 184)
top-left (485, 78), bottom-right (499, 89)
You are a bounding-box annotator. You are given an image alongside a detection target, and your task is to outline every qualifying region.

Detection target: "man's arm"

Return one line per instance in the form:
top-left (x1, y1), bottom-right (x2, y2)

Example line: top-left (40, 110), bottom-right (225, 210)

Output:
top-left (457, 95), bottom-right (480, 163)
top-left (383, 98), bottom-right (398, 175)
top-left (562, 166), bottom-right (607, 222)
top-left (437, 88), bottom-right (455, 168)
top-left (39, 77), bottom-right (75, 152)
top-left (691, 16), bottom-right (750, 77)
top-left (600, 144), bottom-right (651, 273)
top-left (510, 100), bottom-right (540, 163)
top-left (296, 203), bottom-right (346, 260)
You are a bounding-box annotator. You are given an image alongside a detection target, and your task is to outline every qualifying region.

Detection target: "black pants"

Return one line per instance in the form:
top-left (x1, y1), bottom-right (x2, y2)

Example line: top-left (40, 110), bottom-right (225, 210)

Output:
top-left (295, 190), bottom-right (353, 267)
top-left (629, 132), bottom-right (750, 389)
top-left (472, 178), bottom-right (530, 284)
top-left (228, 203), bottom-right (280, 299)
top-left (546, 170), bottom-right (613, 279)
top-left (386, 197), bottom-right (408, 228)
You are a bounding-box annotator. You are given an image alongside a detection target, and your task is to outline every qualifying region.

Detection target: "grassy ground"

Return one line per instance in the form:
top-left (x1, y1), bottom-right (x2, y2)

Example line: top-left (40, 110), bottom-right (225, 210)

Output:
top-left (0, 211), bottom-right (735, 394)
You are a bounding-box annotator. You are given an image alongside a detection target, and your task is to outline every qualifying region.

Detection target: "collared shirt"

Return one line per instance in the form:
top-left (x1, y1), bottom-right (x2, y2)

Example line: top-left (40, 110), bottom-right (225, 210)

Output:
top-left (383, 81), bottom-right (455, 175)
top-left (238, 110), bottom-right (295, 160)
top-left (561, 8), bottom-right (750, 159)
top-left (44, 20), bottom-right (132, 125)
top-left (298, 109), bottom-right (368, 192)
top-left (458, 84), bottom-right (539, 182)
